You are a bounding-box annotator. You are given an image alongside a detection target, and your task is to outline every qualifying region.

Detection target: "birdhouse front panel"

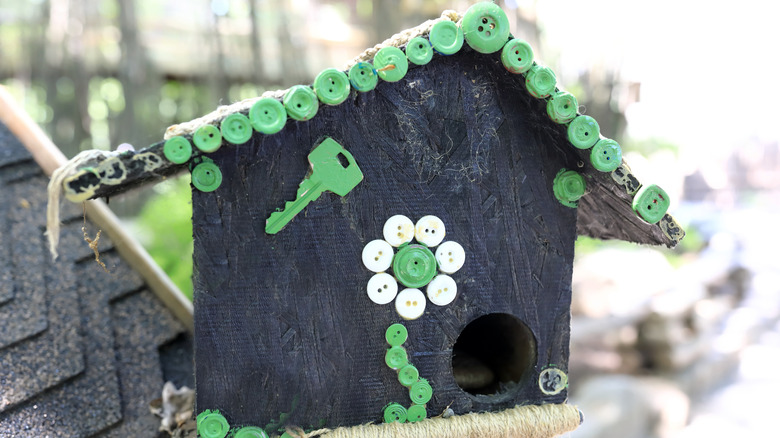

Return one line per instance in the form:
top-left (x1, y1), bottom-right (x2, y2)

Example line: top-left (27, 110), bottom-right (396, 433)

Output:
top-left (192, 48), bottom-right (578, 430)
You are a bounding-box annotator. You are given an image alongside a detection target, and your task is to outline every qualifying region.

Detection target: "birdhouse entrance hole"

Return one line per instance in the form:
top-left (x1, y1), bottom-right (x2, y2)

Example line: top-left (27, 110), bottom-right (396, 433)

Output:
top-left (451, 313), bottom-right (537, 397)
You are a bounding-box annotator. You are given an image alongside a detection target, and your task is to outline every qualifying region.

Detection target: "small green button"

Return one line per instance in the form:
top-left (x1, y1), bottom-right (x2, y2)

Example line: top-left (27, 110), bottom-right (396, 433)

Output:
top-left (220, 113), bottom-right (252, 145)
top-left (398, 364), bottom-right (419, 387)
top-left (196, 410), bottom-right (229, 438)
top-left (406, 404), bottom-right (427, 423)
top-left (313, 68), bottom-right (350, 105)
top-left (409, 379), bottom-right (433, 405)
top-left (163, 136), bottom-right (192, 164)
top-left (233, 426), bottom-right (269, 438)
top-left (375, 47), bottom-right (409, 83)
top-left (429, 20), bottom-right (463, 55)
top-left (547, 91), bottom-right (578, 124)
top-left (386, 323), bottom-right (408, 347)
top-left (249, 98), bottom-right (287, 134)
top-left (193, 125), bottom-right (222, 153)
top-left (284, 85), bottom-right (319, 121)
top-left (553, 169), bottom-right (586, 208)
top-left (406, 37), bottom-right (433, 65)
top-left (191, 161), bottom-right (223, 192)
top-left (590, 138), bottom-right (622, 172)
top-left (348, 62), bottom-right (379, 92)
top-left (501, 38), bottom-right (534, 74)
top-left (525, 64), bottom-right (556, 98)
top-left (383, 403), bottom-right (408, 423)
top-left (392, 244), bottom-right (437, 288)
top-left (461, 2), bottom-right (510, 54)
top-left (633, 184), bottom-right (670, 224)
top-left (385, 346), bottom-right (408, 370)
top-left (567, 115), bottom-right (600, 149)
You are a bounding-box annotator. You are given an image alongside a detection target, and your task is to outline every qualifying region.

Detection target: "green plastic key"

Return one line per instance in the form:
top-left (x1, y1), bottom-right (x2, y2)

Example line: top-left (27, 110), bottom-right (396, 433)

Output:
top-left (265, 137), bottom-right (363, 234)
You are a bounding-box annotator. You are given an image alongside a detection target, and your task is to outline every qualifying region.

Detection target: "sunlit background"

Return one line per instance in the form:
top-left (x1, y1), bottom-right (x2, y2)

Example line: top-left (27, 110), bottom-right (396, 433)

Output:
top-left (3, 0), bottom-right (780, 436)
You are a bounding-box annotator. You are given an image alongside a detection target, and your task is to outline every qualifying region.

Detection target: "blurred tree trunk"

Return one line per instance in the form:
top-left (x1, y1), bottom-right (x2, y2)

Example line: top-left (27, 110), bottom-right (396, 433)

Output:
top-left (277, 3), bottom-right (307, 85)
top-left (249, 0), bottom-right (264, 85)
top-left (372, 0), bottom-right (399, 44)
top-left (209, 13), bottom-right (230, 105)
top-left (117, 0), bottom-right (149, 148)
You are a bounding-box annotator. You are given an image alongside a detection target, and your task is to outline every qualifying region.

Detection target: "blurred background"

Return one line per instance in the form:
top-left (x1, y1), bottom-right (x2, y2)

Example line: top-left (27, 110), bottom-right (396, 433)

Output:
top-left (2, 0), bottom-right (780, 436)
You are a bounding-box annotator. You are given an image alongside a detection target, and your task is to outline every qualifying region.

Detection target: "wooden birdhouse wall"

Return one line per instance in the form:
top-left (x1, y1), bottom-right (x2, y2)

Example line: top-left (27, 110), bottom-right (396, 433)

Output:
top-left (192, 49), bottom-right (579, 430)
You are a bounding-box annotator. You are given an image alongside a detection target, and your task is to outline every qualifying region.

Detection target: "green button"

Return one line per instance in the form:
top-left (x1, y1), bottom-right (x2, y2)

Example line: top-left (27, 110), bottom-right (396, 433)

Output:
top-left (249, 98), bottom-right (287, 134)
top-left (196, 410), bottom-right (230, 438)
top-left (398, 364), bottom-right (419, 387)
top-left (590, 138), bottom-right (622, 172)
top-left (220, 113), bottom-right (253, 144)
top-left (284, 85), bottom-right (319, 121)
top-left (632, 184), bottom-right (670, 224)
top-left (191, 161), bottom-right (223, 192)
top-left (461, 2), bottom-right (510, 54)
top-left (375, 47), bottom-right (409, 83)
top-left (163, 136), bottom-right (192, 164)
top-left (547, 91), bottom-right (578, 124)
top-left (406, 404), bottom-right (427, 423)
top-left (501, 38), bottom-right (534, 74)
top-left (553, 169), bottom-right (586, 208)
top-left (383, 403), bottom-right (408, 423)
top-left (348, 62), bottom-right (379, 92)
top-left (429, 20), bottom-right (463, 55)
top-left (567, 115), bottom-right (600, 149)
top-left (409, 379), bottom-right (433, 405)
top-left (385, 323), bottom-right (408, 347)
top-left (233, 426), bottom-right (269, 438)
top-left (314, 68), bottom-right (351, 105)
top-left (385, 346), bottom-right (408, 370)
top-left (525, 64), bottom-right (556, 98)
top-left (406, 37), bottom-right (433, 65)
top-left (193, 125), bottom-right (222, 153)
top-left (392, 244), bottom-right (437, 288)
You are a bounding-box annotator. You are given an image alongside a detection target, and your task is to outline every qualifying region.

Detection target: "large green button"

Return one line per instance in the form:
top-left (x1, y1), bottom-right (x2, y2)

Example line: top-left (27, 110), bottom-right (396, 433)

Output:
top-left (525, 64), bottom-right (556, 98)
top-left (348, 62), bottom-right (379, 92)
top-left (429, 20), bottom-right (463, 55)
top-left (632, 184), bottom-right (670, 224)
top-left (375, 47), bottom-right (408, 82)
top-left (284, 85), bottom-right (319, 121)
top-left (233, 426), bottom-right (269, 438)
top-left (398, 364), bottom-right (419, 387)
top-left (249, 98), bottom-right (287, 134)
top-left (196, 410), bottom-right (230, 438)
top-left (409, 379), bottom-right (433, 405)
top-left (553, 169), bottom-right (586, 208)
top-left (547, 91), bottom-right (578, 124)
top-left (406, 37), bottom-right (433, 65)
top-left (193, 125), bottom-right (222, 153)
top-left (392, 244), bottom-right (437, 288)
top-left (590, 139), bottom-right (622, 172)
top-left (501, 38), bottom-right (534, 74)
top-left (461, 2), bottom-right (510, 54)
top-left (386, 323), bottom-right (408, 347)
top-left (163, 136), bottom-right (192, 164)
top-left (191, 161), bottom-right (223, 192)
top-left (383, 403), bottom-right (408, 423)
top-left (567, 115), bottom-right (600, 149)
top-left (385, 346), bottom-right (408, 370)
top-left (313, 68), bottom-right (350, 105)
top-left (406, 404), bottom-right (427, 423)
top-left (220, 113), bottom-right (252, 144)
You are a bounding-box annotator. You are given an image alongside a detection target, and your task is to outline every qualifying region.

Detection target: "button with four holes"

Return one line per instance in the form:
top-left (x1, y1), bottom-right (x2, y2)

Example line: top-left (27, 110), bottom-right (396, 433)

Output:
top-left (367, 273), bottom-right (398, 305)
top-left (501, 38), bottom-right (534, 74)
top-left (191, 161), bottom-right (223, 193)
top-left (395, 288), bottom-right (426, 320)
top-left (426, 274), bottom-right (457, 306)
top-left (385, 323), bottom-right (408, 347)
top-left (313, 68), bottom-right (351, 105)
top-left (374, 47), bottom-right (408, 83)
top-left (398, 364), bottom-right (420, 387)
top-left (383, 215), bottom-right (415, 247)
top-left (192, 125), bottom-right (222, 153)
top-left (547, 91), bottom-right (578, 124)
top-left (221, 113), bottom-right (253, 145)
top-left (406, 37), bottom-right (433, 65)
top-left (348, 62), bottom-right (379, 92)
top-left (429, 20), bottom-right (464, 55)
top-left (525, 64), bottom-right (556, 98)
top-left (414, 215), bottom-right (445, 247)
top-left (163, 136), bottom-right (192, 164)
top-left (461, 2), bottom-right (510, 54)
top-left (385, 346), bottom-right (408, 370)
top-left (249, 98), bottom-right (287, 134)
top-left (409, 379), bottom-right (433, 404)
top-left (284, 85), bottom-right (319, 121)
top-left (567, 115), bottom-right (600, 149)
top-left (435, 241), bottom-right (465, 274)
top-left (590, 138), bottom-right (622, 172)
top-left (362, 239), bottom-right (394, 272)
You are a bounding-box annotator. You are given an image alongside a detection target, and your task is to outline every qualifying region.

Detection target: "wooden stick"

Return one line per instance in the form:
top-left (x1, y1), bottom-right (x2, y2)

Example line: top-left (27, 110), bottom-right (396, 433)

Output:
top-left (0, 85), bottom-right (194, 332)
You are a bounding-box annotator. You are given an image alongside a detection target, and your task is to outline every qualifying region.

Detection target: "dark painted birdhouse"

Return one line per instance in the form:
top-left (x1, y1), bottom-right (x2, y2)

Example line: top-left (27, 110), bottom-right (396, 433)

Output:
top-left (59, 3), bottom-right (684, 437)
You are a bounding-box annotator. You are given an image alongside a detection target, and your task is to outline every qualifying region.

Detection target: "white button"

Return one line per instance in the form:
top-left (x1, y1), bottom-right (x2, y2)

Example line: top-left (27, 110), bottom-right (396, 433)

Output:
top-left (435, 241), bottom-right (465, 274)
top-left (426, 274), bottom-right (457, 306)
top-left (395, 288), bottom-right (426, 320)
top-left (362, 239), bottom-right (394, 272)
top-left (383, 215), bottom-right (415, 247)
top-left (366, 273), bottom-right (398, 305)
top-left (414, 215), bottom-right (445, 247)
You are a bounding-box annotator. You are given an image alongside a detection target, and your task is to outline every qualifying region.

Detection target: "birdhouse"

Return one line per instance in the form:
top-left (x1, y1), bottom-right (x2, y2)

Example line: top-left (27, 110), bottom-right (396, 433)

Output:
top-left (54, 2), bottom-right (684, 437)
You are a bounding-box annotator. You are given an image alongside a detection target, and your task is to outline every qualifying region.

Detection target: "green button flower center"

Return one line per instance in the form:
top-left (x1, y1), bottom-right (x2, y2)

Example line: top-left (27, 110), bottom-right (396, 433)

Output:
top-left (392, 244), bottom-right (437, 288)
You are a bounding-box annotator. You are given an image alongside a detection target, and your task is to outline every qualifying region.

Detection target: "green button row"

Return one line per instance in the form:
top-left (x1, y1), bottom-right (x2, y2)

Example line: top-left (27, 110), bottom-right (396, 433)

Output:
top-left (398, 364), bottom-right (419, 387)
top-left (386, 323), bottom-right (409, 347)
top-left (591, 138), bottom-right (622, 172)
top-left (385, 346), bottom-right (408, 370)
top-left (547, 91), bottom-right (578, 124)
top-left (553, 169), bottom-right (586, 208)
top-left (501, 38), bottom-right (534, 74)
top-left (567, 115), bottom-right (600, 149)
top-left (461, 2), bottom-right (510, 54)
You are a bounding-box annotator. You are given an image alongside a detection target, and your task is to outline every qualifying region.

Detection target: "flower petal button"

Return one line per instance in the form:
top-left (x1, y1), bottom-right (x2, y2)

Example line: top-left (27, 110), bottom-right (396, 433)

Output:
top-left (414, 215), bottom-right (445, 247)
top-left (395, 288), bottom-right (426, 320)
top-left (362, 239), bottom-right (394, 272)
top-left (426, 274), bottom-right (457, 306)
top-left (435, 241), bottom-right (465, 274)
top-left (383, 215), bottom-right (415, 247)
top-left (367, 273), bottom-right (398, 305)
